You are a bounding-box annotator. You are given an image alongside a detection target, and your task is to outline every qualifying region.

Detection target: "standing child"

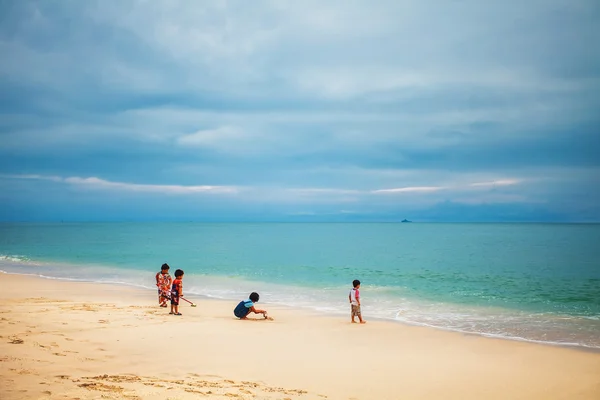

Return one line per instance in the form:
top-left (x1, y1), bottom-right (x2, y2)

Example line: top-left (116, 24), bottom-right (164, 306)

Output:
top-left (170, 269), bottom-right (184, 316)
top-left (155, 263), bottom-right (172, 307)
top-left (233, 292), bottom-right (272, 320)
top-left (349, 279), bottom-right (366, 324)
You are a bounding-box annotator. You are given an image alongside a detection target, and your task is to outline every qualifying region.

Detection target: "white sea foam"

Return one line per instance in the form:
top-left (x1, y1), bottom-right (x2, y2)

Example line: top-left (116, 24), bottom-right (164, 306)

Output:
top-left (0, 254), bottom-right (31, 263)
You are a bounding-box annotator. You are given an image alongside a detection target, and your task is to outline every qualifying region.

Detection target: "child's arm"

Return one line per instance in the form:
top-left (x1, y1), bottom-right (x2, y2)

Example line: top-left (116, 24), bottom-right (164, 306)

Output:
top-left (179, 282), bottom-right (183, 297)
top-left (155, 273), bottom-right (160, 287)
top-left (349, 293), bottom-right (352, 303)
top-left (249, 305), bottom-right (267, 315)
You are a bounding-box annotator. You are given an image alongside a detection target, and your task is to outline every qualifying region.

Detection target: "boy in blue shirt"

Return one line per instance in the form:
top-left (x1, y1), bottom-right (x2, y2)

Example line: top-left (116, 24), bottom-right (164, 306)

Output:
top-left (233, 292), bottom-right (272, 320)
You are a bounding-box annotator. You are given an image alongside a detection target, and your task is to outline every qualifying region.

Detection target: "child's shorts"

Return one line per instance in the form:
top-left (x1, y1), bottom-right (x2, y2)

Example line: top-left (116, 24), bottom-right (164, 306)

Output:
top-left (351, 304), bottom-right (361, 316)
top-left (170, 292), bottom-right (179, 306)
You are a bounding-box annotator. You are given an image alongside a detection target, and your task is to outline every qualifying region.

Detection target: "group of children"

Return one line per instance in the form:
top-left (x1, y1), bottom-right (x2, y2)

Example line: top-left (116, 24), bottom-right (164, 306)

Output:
top-left (156, 264), bottom-right (366, 323)
top-left (155, 263), bottom-right (184, 315)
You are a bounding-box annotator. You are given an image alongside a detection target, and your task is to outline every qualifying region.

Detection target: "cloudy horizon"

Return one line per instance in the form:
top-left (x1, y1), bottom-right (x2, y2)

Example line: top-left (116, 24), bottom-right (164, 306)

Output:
top-left (1, 1), bottom-right (599, 222)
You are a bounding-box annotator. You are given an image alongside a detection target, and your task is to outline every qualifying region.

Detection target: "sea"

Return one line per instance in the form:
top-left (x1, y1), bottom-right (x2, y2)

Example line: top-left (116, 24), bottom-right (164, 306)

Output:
top-left (1, 222), bottom-right (599, 349)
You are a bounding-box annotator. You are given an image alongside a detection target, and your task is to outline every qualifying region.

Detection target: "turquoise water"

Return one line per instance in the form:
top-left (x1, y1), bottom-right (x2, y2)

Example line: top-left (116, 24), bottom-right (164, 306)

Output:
top-left (1, 222), bottom-right (599, 348)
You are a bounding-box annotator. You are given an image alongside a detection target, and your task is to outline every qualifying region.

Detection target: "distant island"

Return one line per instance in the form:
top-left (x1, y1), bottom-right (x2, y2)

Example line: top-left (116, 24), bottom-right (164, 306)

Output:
top-left (401, 219), bottom-right (412, 223)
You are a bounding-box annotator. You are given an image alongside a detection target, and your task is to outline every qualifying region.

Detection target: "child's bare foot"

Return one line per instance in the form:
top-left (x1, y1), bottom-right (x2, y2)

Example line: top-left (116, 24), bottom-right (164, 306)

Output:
top-left (351, 320), bottom-right (357, 323)
top-left (360, 321), bottom-right (366, 324)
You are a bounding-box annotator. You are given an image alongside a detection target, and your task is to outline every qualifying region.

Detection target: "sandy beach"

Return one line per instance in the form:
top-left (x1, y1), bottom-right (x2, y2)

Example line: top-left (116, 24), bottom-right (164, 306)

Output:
top-left (1, 273), bottom-right (599, 400)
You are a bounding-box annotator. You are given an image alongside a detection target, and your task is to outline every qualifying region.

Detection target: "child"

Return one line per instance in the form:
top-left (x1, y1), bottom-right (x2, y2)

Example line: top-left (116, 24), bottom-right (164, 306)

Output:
top-left (233, 292), bottom-right (271, 320)
top-left (155, 263), bottom-right (172, 307)
top-left (349, 279), bottom-right (366, 324)
top-left (170, 269), bottom-right (184, 316)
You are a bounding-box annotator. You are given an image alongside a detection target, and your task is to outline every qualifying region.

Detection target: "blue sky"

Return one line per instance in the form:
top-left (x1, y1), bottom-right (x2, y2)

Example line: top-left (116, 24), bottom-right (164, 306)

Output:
top-left (1, 0), bottom-right (599, 222)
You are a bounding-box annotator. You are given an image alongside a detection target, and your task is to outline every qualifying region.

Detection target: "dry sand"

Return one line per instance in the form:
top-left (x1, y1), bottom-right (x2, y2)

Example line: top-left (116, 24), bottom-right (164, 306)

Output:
top-left (1, 273), bottom-right (599, 400)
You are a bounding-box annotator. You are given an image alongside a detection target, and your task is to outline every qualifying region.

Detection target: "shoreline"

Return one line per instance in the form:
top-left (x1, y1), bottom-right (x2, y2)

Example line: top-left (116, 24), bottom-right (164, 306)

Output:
top-left (1, 273), bottom-right (600, 399)
top-left (1, 268), bottom-right (599, 352)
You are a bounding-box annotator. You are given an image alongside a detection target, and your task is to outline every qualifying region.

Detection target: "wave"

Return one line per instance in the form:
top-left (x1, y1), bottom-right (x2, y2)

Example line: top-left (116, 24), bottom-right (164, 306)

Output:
top-left (0, 254), bottom-right (31, 263)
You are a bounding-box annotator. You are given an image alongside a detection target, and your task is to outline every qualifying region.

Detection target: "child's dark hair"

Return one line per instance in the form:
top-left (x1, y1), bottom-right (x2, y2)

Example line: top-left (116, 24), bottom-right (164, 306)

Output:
top-left (249, 292), bottom-right (259, 302)
top-left (353, 279), bottom-right (360, 288)
top-left (161, 263), bottom-right (170, 270)
top-left (174, 269), bottom-right (184, 278)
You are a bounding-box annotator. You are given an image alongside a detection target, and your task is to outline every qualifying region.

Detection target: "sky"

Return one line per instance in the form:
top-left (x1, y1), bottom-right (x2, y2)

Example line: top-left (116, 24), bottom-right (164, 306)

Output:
top-left (0, 0), bottom-right (599, 222)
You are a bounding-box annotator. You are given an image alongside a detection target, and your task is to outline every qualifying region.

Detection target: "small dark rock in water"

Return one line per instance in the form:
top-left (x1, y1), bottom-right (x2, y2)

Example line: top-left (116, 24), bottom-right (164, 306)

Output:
top-left (401, 219), bottom-right (412, 223)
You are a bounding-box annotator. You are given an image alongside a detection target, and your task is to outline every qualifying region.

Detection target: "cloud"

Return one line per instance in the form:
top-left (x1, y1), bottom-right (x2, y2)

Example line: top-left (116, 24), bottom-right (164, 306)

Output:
top-left (452, 193), bottom-right (533, 205)
top-left (176, 126), bottom-right (246, 149)
top-left (1, 172), bottom-right (527, 200)
top-left (0, 1), bottom-right (598, 221)
top-left (1, 174), bottom-right (63, 182)
top-left (287, 188), bottom-right (361, 195)
top-left (373, 186), bottom-right (446, 194)
top-left (470, 179), bottom-right (521, 187)
top-left (2, 174), bottom-right (239, 195)
top-left (372, 179), bottom-right (522, 194)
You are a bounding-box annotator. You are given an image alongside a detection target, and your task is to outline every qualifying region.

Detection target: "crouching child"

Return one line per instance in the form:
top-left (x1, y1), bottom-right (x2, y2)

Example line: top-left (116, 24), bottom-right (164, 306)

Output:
top-left (233, 292), bottom-right (272, 320)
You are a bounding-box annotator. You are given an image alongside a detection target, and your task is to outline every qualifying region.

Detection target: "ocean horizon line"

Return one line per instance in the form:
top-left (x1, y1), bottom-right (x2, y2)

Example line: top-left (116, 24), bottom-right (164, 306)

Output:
top-left (1, 220), bottom-right (599, 224)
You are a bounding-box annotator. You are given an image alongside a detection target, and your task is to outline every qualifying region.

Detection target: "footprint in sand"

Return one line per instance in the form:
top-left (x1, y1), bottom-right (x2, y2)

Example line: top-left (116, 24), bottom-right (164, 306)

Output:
top-left (39, 342), bottom-right (59, 348)
top-left (184, 388), bottom-right (205, 394)
top-left (17, 369), bottom-right (34, 375)
top-left (9, 336), bottom-right (24, 344)
top-left (78, 382), bottom-right (124, 393)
